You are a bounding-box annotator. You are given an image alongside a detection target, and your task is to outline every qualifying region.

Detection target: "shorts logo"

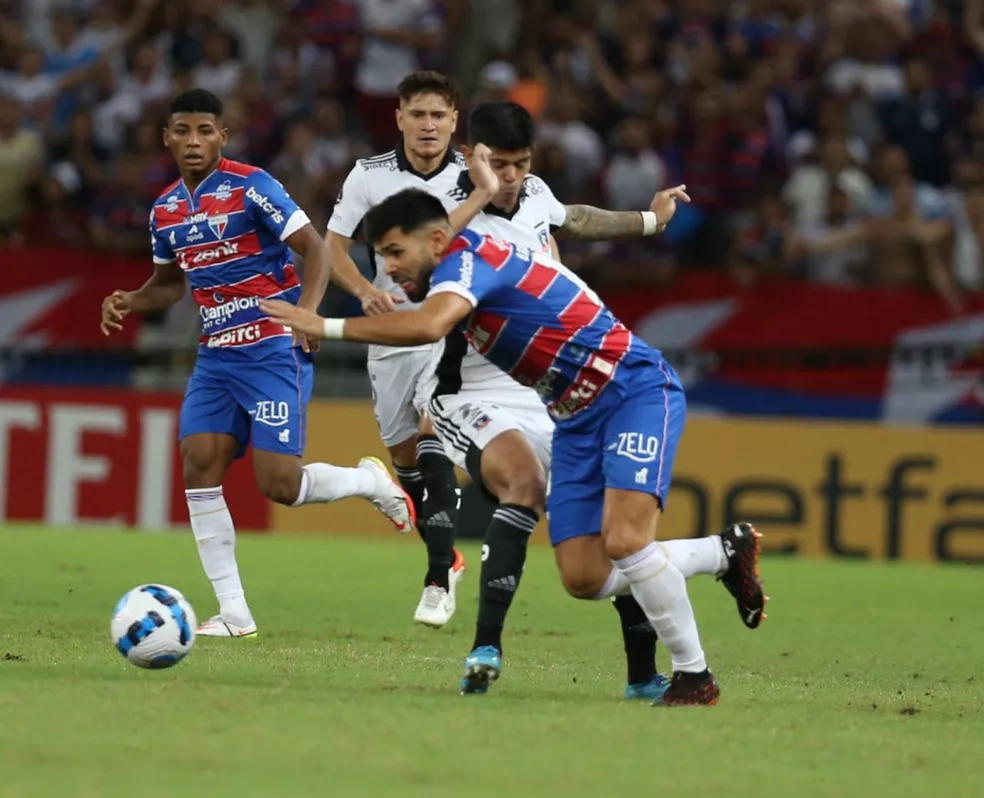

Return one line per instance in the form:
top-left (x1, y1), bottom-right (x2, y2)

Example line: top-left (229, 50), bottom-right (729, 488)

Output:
top-left (635, 467), bottom-right (648, 485)
top-left (611, 432), bottom-right (659, 463)
top-left (279, 428), bottom-right (290, 443)
top-left (252, 400), bottom-right (290, 427)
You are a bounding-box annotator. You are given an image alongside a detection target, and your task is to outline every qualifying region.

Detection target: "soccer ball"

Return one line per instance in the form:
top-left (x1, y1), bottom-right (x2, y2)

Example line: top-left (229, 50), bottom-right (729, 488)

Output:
top-left (110, 584), bottom-right (197, 669)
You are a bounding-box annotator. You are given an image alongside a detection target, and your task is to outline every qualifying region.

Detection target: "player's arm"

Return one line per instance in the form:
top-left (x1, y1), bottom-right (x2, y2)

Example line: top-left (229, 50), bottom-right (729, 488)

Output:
top-left (557, 185), bottom-right (691, 240)
top-left (259, 293), bottom-right (472, 346)
top-left (447, 144), bottom-right (499, 235)
top-left (285, 223), bottom-right (331, 313)
top-left (101, 259), bottom-right (186, 335)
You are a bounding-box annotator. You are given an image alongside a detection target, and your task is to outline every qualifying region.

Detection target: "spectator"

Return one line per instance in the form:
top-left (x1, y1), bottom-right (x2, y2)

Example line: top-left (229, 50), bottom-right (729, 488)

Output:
top-left (192, 29), bottom-right (243, 100)
top-left (88, 151), bottom-right (158, 255)
top-left (604, 116), bottom-right (666, 212)
top-left (0, 97), bottom-right (44, 241)
top-left (783, 135), bottom-right (874, 229)
top-left (218, 0), bottom-right (280, 75)
top-left (538, 88), bottom-right (604, 196)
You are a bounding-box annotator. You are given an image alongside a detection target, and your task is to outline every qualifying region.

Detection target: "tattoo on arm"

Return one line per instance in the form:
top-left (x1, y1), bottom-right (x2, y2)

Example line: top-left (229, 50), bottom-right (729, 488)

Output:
top-left (559, 205), bottom-right (644, 240)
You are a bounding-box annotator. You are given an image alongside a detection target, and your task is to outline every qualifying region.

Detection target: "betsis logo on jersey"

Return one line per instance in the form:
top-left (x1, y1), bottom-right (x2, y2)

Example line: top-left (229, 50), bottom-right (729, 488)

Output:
top-left (246, 186), bottom-right (284, 224)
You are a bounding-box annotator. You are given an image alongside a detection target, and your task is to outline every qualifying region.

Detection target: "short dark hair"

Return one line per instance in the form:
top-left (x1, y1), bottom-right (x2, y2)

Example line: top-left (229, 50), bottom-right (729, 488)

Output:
top-left (363, 189), bottom-right (450, 245)
top-left (397, 70), bottom-right (458, 107)
top-left (169, 89), bottom-right (224, 119)
top-left (468, 101), bottom-right (535, 151)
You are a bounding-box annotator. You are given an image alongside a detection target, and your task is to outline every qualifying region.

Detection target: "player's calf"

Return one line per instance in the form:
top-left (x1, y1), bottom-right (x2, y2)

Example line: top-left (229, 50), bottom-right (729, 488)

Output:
top-left (416, 432), bottom-right (460, 589)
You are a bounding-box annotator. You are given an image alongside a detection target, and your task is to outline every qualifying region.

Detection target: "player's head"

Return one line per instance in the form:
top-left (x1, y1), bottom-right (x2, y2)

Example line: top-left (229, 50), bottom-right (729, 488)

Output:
top-left (465, 101), bottom-right (535, 212)
top-left (164, 89), bottom-right (227, 179)
top-left (364, 189), bottom-right (452, 301)
top-left (396, 71), bottom-right (459, 162)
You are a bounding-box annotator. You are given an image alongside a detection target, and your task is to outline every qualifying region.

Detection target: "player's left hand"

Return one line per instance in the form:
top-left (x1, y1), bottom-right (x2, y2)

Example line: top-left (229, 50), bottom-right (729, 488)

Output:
top-left (261, 300), bottom-right (326, 342)
top-left (649, 185), bottom-right (691, 230)
top-left (468, 143), bottom-right (500, 198)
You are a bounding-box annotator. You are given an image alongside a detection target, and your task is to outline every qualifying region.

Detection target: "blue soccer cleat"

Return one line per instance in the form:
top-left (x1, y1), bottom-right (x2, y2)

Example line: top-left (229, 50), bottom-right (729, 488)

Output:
top-left (624, 674), bottom-right (671, 701)
top-left (460, 646), bottom-right (502, 695)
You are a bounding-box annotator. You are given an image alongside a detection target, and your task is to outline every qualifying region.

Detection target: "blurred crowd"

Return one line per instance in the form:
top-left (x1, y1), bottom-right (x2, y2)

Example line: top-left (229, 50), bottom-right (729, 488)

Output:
top-left (2, 0), bottom-right (984, 306)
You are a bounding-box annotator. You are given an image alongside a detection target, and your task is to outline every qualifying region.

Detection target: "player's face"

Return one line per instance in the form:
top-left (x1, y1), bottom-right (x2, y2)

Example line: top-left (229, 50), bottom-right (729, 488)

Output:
top-left (376, 224), bottom-right (449, 301)
top-left (164, 113), bottom-right (228, 178)
top-left (478, 147), bottom-right (532, 212)
top-left (396, 93), bottom-right (458, 161)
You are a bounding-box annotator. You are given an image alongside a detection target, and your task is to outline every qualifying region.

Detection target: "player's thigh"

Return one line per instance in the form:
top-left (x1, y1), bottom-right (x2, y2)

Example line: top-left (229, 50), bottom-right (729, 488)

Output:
top-left (479, 429), bottom-right (546, 509)
top-left (234, 348), bottom-right (312, 503)
top-left (367, 352), bottom-right (428, 458)
top-left (545, 416), bottom-right (606, 548)
top-left (179, 361), bottom-right (249, 486)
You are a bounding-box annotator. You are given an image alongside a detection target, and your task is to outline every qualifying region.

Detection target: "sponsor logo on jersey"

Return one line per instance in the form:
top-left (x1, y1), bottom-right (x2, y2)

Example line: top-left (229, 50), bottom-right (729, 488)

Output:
top-left (200, 295), bottom-right (259, 328)
top-left (363, 159), bottom-right (397, 171)
top-left (186, 211), bottom-right (208, 223)
top-left (549, 379), bottom-right (601, 421)
top-left (458, 251), bottom-right (474, 288)
top-left (213, 181), bottom-right (233, 201)
top-left (186, 225), bottom-right (204, 243)
top-left (179, 241), bottom-right (240, 269)
top-left (206, 323), bottom-right (264, 347)
top-left (165, 195), bottom-right (180, 212)
top-left (208, 214), bottom-right (229, 239)
top-left (251, 400), bottom-right (290, 427)
top-left (246, 186), bottom-right (284, 224)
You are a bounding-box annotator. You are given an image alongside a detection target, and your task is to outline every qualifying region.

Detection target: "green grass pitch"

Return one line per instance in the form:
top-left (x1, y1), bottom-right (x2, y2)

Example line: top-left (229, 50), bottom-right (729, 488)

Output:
top-left (0, 526), bottom-right (982, 798)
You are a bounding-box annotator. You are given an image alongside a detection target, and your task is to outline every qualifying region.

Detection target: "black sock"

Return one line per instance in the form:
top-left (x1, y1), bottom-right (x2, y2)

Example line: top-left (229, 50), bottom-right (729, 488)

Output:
top-left (416, 435), bottom-right (460, 589)
top-left (472, 504), bottom-right (538, 654)
top-left (394, 465), bottom-right (427, 544)
top-left (612, 594), bottom-right (657, 686)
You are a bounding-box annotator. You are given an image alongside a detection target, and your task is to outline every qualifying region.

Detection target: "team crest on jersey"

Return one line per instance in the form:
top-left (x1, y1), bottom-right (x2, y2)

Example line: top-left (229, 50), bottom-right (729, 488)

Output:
top-left (471, 413), bottom-right (491, 431)
top-left (537, 226), bottom-right (549, 249)
top-left (208, 214), bottom-right (229, 239)
top-left (165, 195), bottom-right (180, 212)
top-left (213, 181), bottom-right (233, 201)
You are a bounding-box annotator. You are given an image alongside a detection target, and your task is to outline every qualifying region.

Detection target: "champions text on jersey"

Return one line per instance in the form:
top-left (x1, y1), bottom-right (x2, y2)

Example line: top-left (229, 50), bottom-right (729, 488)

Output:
top-left (429, 229), bottom-right (661, 421)
top-left (150, 159), bottom-right (310, 353)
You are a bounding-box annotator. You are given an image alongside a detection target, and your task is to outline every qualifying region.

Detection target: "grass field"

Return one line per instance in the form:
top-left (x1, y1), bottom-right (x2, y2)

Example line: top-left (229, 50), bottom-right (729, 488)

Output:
top-left (1, 526), bottom-right (982, 798)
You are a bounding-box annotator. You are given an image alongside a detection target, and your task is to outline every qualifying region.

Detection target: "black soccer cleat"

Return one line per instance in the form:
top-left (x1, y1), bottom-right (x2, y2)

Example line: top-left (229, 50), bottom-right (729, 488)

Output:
top-left (718, 522), bottom-right (768, 629)
top-left (656, 670), bottom-right (720, 707)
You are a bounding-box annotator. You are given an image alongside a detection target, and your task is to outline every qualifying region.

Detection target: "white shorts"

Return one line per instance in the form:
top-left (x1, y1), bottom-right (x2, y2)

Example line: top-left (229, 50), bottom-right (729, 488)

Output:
top-left (427, 390), bottom-right (554, 475)
top-left (367, 350), bottom-right (434, 448)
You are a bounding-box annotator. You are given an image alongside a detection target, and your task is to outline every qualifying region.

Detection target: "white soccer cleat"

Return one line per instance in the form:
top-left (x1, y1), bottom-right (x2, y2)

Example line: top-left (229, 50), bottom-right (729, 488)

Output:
top-left (414, 549), bottom-right (467, 628)
top-left (196, 615), bottom-right (258, 638)
top-left (358, 456), bottom-right (416, 533)
top-left (414, 585), bottom-right (453, 628)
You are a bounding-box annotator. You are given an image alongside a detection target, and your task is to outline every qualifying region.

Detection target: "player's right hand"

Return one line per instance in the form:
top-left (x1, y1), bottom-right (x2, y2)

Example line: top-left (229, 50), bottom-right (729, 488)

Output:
top-left (100, 290), bottom-right (132, 336)
top-left (361, 289), bottom-right (403, 316)
top-left (468, 143), bottom-right (500, 198)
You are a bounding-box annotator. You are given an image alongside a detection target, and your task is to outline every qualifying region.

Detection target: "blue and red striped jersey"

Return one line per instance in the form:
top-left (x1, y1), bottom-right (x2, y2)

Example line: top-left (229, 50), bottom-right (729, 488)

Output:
top-left (428, 229), bottom-right (663, 421)
top-left (149, 158), bottom-right (310, 355)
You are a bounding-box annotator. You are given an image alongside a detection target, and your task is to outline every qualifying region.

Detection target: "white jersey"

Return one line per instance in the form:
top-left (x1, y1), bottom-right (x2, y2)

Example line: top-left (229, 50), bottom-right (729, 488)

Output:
top-left (328, 144), bottom-right (465, 359)
top-left (420, 172), bottom-right (568, 400)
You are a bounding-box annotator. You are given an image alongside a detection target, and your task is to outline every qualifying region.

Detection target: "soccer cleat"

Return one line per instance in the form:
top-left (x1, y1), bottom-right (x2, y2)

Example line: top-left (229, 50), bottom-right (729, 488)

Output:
top-left (656, 670), bottom-right (720, 707)
top-left (196, 615), bottom-right (258, 639)
top-left (358, 456), bottom-right (416, 533)
top-left (625, 674), bottom-right (671, 701)
top-left (460, 646), bottom-right (502, 695)
top-left (718, 522), bottom-right (768, 629)
top-left (414, 549), bottom-right (467, 628)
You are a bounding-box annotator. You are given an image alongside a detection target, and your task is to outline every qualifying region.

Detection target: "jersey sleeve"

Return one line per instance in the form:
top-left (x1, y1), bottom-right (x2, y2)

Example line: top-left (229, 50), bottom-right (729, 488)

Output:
top-left (243, 170), bottom-right (310, 241)
top-left (327, 164), bottom-right (372, 238)
top-left (428, 249), bottom-right (501, 307)
top-left (149, 209), bottom-right (176, 265)
top-left (528, 175), bottom-right (567, 229)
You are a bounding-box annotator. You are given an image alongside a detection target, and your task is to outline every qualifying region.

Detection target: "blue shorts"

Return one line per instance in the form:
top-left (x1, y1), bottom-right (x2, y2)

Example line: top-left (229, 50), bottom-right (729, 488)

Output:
top-left (546, 359), bottom-right (686, 547)
top-left (179, 347), bottom-right (313, 458)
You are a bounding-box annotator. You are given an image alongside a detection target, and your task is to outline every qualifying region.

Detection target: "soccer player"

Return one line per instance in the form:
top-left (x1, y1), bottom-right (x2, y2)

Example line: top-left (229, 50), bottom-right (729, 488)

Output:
top-left (414, 101), bottom-right (765, 698)
top-left (261, 189), bottom-right (759, 705)
top-left (99, 89), bottom-right (414, 639)
top-left (325, 71), bottom-right (497, 627)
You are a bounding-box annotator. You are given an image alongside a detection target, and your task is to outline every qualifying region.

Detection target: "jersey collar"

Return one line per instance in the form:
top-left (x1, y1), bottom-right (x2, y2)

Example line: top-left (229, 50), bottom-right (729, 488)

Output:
top-left (395, 138), bottom-right (457, 180)
top-left (455, 171), bottom-right (526, 220)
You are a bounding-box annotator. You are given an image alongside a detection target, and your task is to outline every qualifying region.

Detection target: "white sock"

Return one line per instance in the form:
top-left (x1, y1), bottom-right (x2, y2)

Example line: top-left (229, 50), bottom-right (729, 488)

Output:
top-left (661, 537), bottom-right (727, 579)
top-left (292, 462), bottom-right (376, 507)
top-left (613, 542), bottom-right (707, 673)
top-left (593, 567), bottom-right (631, 599)
top-left (185, 487), bottom-right (251, 625)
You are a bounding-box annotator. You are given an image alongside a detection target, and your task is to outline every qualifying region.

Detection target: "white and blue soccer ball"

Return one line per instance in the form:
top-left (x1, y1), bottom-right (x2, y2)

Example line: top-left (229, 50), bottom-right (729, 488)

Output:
top-left (110, 584), bottom-right (197, 669)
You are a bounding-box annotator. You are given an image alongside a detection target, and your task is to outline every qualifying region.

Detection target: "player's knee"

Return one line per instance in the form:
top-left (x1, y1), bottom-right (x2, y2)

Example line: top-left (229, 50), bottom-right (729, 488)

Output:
top-left (181, 450), bottom-right (222, 489)
top-left (602, 528), bottom-right (650, 562)
top-left (495, 465), bottom-right (546, 510)
top-left (559, 568), bottom-right (603, 600)
top-left (256, 471), bottom-right (302, 506)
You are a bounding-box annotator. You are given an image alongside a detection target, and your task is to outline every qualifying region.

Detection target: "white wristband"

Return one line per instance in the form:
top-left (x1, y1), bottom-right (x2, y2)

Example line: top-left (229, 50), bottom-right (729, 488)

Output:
top-left (640, 211), bottom-right (659, 236)
top-left (322, 318), bottom-right (345, 339)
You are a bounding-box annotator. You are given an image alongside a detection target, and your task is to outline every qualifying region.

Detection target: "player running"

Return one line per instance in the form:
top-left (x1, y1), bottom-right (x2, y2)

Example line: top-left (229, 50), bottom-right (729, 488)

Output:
top-left (415, 101), bottom-right (765, 698)
top-left (99, 89), bottom-right (413, 640)
top-left (325, 71), bottom-right (497, 627)
top-left (261, 189), bottom-right (763, 706)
